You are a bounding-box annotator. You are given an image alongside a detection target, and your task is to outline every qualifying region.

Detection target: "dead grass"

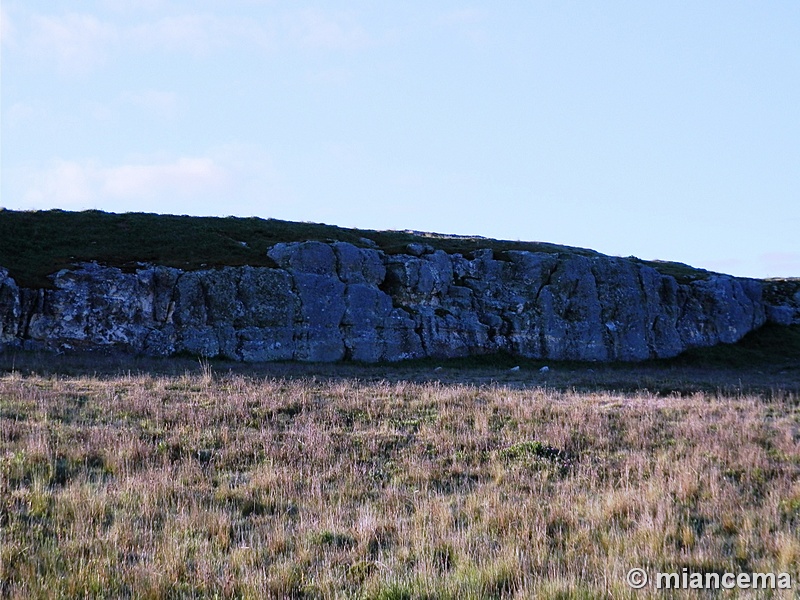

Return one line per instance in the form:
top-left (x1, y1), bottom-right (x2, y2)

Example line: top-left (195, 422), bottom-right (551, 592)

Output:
top-left (1, 369), bottom-right (799, 598)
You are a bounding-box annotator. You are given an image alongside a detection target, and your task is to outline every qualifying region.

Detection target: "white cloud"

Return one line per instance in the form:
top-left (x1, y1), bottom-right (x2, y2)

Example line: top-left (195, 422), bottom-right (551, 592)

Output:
top-left (440, 8), bottom-right (488, 24)
top-left (23, 160), bottom-right (96, 208)
top-left (286, 9), bottom-right (369, 50)
top-left (29, 12), bottom-right (117, 74)
top-left (10, 8), bottom-right (271, 75)
top-left (1, 5), bottom-right (16, 47)
top-left (130, 14), bottom-right (219, 54)
top-left (102, 158), bottom-right (226, 199)
top-left (304, 66), bottom-right (352, 86)
top-left (438, 8), bottom-right (489, 45)
top-left (4, 102), bottom-right (38, 127)
top-left (16, 157), bottom-right (228, 210)
top-left (129, 13), bottom-right (270, 54)
top-left (88, 101), bottom-right (115, 122)
top-left (121, 89), bottom-right (178, 117)
top-left (6, 5), bottom-right (371, 76)
top-left (5, 148), bottom-right (292, 216)
top-left (99, 0), bottom-right (166, 14)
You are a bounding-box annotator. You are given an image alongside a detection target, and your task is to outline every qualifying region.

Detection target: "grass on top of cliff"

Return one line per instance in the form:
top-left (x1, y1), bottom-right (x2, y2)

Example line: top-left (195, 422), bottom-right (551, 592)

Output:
top-left (0, 209), bottom-right (711, 289)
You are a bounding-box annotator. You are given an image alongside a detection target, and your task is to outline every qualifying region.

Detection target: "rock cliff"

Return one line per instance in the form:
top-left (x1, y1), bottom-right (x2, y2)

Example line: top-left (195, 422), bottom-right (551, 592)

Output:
top-left (0, 240), bottom-right (792, 362)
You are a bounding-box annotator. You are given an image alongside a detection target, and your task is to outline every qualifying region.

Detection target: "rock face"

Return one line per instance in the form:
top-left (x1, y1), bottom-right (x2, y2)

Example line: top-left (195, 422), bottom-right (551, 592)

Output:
top-left (0, 241), bottom-right (782, 362)
top-left (763, 280), bottom-right (800, 326)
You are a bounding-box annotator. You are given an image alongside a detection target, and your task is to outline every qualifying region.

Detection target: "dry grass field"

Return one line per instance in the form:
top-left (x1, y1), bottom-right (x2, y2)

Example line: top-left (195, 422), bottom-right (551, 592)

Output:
top-left (1, 355), bottom-right (799, 599)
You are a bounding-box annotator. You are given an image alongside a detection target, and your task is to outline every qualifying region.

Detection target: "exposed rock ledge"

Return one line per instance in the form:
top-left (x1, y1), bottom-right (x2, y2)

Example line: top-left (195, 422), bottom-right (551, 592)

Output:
top-left (0, 241), bottom-right (795, 362)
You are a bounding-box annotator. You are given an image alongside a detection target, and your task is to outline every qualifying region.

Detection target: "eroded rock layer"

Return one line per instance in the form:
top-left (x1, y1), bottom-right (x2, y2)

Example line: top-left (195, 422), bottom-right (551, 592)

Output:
top-left (1, 241), bottom-right (792, 362)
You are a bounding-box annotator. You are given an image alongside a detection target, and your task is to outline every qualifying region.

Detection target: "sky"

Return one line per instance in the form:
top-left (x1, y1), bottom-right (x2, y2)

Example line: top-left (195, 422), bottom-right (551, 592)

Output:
top-left (1, 1), bottom-right (798, 279)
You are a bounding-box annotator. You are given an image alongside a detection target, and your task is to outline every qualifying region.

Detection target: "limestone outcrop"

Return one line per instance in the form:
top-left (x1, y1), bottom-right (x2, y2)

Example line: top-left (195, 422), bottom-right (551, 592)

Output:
top-left (763, 280), bottom-right (800, 326)
top-left (0, 241), bottom-right (782, 362)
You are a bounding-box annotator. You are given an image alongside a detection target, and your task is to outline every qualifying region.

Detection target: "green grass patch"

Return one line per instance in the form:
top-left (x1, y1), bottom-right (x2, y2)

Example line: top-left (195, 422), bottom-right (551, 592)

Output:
top-left (0, 208), bottom-right (707, 289)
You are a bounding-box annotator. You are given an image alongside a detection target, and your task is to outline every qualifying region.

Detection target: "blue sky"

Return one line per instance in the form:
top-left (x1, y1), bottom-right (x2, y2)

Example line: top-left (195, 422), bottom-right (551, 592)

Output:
top-left (2, 1), bottom-right (798, 278)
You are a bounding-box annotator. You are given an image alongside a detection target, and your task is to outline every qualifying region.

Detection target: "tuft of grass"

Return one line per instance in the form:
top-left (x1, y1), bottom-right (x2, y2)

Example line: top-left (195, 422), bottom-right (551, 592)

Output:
top-left (499, 440), bottom-right (573, 474)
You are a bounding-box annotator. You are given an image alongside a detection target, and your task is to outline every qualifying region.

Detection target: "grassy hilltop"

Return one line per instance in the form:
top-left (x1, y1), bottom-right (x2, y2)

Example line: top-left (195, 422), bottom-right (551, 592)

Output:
top-left (0, 208), bottom-right (709, 289)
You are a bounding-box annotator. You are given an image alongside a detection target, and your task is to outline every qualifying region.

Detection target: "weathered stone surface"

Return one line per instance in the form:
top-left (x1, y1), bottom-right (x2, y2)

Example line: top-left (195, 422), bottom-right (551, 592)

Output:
top-left (292, 272), bottom-right (346, 362)
top-left (333, 242), bottom-right (386, 285)
top-left (234, 267), bottom-right (297, 361)
top-left (380, 309), bottom-right (425, 361)
top-left (341, 283), bottom-right (393, 362)
top-left (268, 241), bottom-right (337, 276)
top-left (21, 263), bottom-right (166, 353)
top-left (405, 242), bottom-right (434, 257)
top-left (763, 280), bottom-right (800, 326)
top-left (0, 240), bottom-right (787, 362)
top-left (677, 276), bottom-right (765, 347)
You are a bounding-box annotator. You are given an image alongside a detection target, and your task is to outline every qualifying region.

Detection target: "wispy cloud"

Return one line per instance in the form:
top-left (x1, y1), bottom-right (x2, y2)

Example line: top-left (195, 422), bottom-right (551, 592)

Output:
top-left (4, 102), bottom-right (39, 128)
top-left (33, 160), bottom-right (96, 206)
top-left (10, 8), bottom-right (272, 74)
top-left (304, 66), bottom-right (353, 86)
top-left (5, 147), bottom-right (291, 216)
top-left (103, 157), bottom-right (227, 198)
top-left (99, 0), bottom-right (166, 14)
top-left (28, 12), bottom-right (118, 74)
top-left (286, 8), bottom-right (370, 50)
top-left (121, 89), bottom-right (179, 117)
top-left (18, 157), bottom-right (228, 209)
top-left (440, 8), bottom-right (488, 25)
top-left (438, 7), bottom-right (489, 45)
top-left (1, 5), bottom-right (16, 47)
top-left (8, 5), bottom-right (373, 75)
top-left (129, 14), bottom-right (271, 54)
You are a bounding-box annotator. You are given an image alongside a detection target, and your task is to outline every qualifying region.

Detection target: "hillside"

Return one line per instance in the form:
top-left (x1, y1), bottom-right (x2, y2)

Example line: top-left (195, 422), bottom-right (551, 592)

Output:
top-left (0, 209), bottom-right (709, 289)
